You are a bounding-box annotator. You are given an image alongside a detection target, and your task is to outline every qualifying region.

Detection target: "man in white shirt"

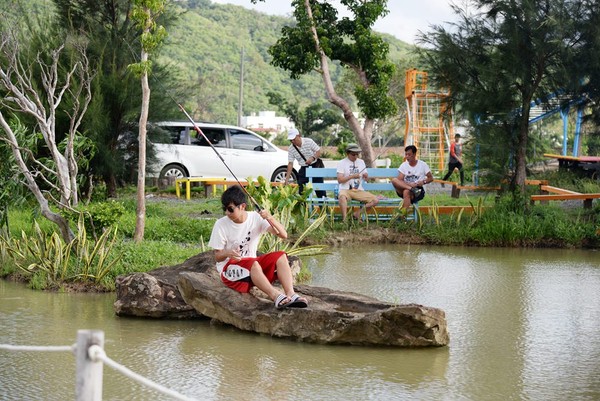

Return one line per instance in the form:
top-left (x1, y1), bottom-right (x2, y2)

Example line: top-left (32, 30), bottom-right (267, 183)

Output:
top-left (336, 143), bottom-right (379, 221)
top-left (392, 145), bottom-right (434, 210)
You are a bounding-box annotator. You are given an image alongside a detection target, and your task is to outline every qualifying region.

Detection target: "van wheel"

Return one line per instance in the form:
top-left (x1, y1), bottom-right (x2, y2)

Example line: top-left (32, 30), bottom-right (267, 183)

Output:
top-left (271, 167), bottom-right (295, 183)
top-left (159, 164), bottom-right (187, 180)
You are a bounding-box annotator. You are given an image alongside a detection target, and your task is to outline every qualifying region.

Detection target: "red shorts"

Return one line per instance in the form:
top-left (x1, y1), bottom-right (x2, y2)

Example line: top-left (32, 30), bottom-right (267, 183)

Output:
top-left (220, 251), bottom-right (286, 293)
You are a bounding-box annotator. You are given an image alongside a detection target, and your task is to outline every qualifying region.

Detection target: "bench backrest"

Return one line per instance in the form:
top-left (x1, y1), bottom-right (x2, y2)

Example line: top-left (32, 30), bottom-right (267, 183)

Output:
top-left (305, 167), bottom-right (399, 193)
top-left (305, 167), bottom-right (399, 179)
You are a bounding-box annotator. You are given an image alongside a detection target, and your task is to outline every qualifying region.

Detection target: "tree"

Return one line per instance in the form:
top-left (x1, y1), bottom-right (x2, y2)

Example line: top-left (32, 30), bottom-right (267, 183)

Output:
top-left (256, 0), bottom-right (397, 167)
top-left (574, 0), bottom-right (600, 150)
top-left (53, 0), bottom-right (138, 198)
top-left (0, 31), bottom-right (94, 242)
top-left (129, 0), bottom-right (167, 242)
top-left (52, 0), bottom-right (179, 198)
top-left (419, 0), bottom-right (583, 191)
top-left (266, 91), bottom-right (345, 145)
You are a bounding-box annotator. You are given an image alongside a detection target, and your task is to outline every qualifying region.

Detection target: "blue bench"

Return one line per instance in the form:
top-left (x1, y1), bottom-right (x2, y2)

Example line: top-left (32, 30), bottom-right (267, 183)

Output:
top-left (305, 167), bottom-right (418, 221)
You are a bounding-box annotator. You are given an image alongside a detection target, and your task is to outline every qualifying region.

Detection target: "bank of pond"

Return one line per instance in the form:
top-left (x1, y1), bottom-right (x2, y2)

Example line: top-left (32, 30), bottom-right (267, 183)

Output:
top-left (0, 193), bottom-right (598, 292)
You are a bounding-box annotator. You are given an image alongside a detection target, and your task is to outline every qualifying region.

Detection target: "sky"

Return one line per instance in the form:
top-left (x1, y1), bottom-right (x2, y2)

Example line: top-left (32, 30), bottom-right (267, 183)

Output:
top-left (211, 0), bottom-right (459, 45)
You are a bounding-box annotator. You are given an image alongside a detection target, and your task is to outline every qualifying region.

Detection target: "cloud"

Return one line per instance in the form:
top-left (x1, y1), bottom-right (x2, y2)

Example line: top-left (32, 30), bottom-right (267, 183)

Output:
top-left (211, 0), bottom-right (458, 44)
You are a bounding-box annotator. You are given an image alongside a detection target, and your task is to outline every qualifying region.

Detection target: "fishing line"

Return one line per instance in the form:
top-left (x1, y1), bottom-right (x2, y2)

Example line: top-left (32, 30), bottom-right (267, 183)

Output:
top-left (121, 39), bottom-right (279, 232)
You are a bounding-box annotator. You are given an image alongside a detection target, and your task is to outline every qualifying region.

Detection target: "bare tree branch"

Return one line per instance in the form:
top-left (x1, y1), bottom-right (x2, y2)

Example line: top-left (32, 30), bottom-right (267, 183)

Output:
top-left (0, 30), bottom-right (94, 242)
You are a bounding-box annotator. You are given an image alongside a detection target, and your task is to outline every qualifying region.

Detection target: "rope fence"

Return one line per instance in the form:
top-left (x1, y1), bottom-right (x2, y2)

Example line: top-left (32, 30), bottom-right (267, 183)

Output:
top-left (0, 329), bottom-right (197, 401)
top-left (0, 344), bottom-right (75, 352)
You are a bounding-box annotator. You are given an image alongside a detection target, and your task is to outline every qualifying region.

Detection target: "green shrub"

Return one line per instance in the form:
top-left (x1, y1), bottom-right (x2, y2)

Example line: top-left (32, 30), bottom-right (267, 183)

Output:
top-left (388, 153), bottom-right (405, 169)
top-left (62, 200), bottom-right (126, 238)
top-left (415, 190), bottom-right (599, 247)
top-left (462, 201), bottom-right (592, 246)
top-left (245, 176), bottom-right (315, 235)
top-left (0, 217), bottom-right (120, 290)
top-left (244, 177), bottom-right (329, 266)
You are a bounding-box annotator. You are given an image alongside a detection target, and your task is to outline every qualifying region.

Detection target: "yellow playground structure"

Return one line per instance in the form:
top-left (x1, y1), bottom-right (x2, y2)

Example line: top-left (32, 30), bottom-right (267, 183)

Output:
top-left (404, 69), bottom-right (455, 174)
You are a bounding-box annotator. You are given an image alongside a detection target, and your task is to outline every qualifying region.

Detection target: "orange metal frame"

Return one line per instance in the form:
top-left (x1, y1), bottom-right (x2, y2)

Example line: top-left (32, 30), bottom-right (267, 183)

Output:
top-left (404, 69), bottom-right (453, 173)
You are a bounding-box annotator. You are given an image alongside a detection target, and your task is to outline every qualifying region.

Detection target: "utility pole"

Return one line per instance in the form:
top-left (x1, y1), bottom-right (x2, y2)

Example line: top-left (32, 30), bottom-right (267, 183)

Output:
top-left (238, 47), bottom-right (244, 127)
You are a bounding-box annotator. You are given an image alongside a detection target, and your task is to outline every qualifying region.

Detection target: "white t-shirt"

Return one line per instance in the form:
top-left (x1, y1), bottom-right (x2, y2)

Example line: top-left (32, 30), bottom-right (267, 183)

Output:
top-left (337, 157), bottom-right (367, 190)
top-left (398, 160), bottom-right (431, 184)
top-left (208, 211), bottom-right (270, 273)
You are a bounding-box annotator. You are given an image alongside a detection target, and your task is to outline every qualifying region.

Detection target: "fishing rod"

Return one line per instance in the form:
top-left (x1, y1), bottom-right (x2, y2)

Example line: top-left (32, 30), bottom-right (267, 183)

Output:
top-left (356, 166), bottom-right (368, 187)
top-left (122, 40), bottom-right (279, 233)
top-left (175, 105), bottom-right (280, 234)
top-left (352, 165), bottom-right (367, 179)
top-left (176, 105), bottom-right (275, 219)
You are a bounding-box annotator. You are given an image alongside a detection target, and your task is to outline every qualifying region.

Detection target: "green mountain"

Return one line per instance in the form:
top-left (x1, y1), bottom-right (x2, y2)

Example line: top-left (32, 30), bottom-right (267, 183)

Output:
top-left (2, 0), bottom-right (416, 125)
top-left (160, 0), bottom-right (416, 124)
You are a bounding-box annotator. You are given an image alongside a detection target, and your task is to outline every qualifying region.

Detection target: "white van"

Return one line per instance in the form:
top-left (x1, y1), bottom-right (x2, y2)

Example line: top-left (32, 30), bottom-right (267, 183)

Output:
top-left (148, 121), bottom-right (297, 183)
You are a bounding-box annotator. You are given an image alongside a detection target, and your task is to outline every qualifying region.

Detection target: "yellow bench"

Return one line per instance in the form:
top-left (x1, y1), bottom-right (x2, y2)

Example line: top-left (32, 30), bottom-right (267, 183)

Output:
top-left (175, 178), bottom-right (290, 200)
top-left (175, 177), bottom-right (226, 200)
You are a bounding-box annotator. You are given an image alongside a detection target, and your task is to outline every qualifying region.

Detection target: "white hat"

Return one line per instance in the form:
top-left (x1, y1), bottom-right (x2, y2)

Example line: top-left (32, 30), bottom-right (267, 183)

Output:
top-left (287, 128), bottom-right (299, 140)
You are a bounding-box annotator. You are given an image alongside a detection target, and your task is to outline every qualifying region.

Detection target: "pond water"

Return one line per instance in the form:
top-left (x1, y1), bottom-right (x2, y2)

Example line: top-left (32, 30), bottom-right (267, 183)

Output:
top-left (1, 245), bottom-right (599, 400)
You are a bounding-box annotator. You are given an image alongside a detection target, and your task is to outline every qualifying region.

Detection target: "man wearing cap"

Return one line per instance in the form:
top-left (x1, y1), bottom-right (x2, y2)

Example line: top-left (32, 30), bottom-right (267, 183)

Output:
top-left (392, 145), bottom-right (434, 211)
top-left (284, 128), bottom-right (325, 198)
top-left (336, 143), bottom-right (379, 221)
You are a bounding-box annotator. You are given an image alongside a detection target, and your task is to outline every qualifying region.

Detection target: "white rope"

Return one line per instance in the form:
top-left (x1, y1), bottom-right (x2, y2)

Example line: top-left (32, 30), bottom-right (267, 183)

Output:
top-left (1, 341), bottom-right (197, 400)
top-left (88, 345), bottom-right (197, 401)
top-left (0, 344), bottom-right (75, 353)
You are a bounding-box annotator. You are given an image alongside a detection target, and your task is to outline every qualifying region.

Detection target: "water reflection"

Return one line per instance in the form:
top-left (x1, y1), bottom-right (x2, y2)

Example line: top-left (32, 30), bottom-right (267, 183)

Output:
top-left (520, 262), bottom-right (600, 400)
top-left (1, 245), bottom-right (599, 400)
top-left (306, 245), bottom-right (600, 401)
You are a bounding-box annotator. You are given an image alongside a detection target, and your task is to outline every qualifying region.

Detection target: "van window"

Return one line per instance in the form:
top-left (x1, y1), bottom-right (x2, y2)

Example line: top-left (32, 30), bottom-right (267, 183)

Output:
top-left (151, 125), bottom-right (183, 144)
top-left (193, 128), bottom-right (226, 147)
top-left (230, 129), bottom-right (265, 151)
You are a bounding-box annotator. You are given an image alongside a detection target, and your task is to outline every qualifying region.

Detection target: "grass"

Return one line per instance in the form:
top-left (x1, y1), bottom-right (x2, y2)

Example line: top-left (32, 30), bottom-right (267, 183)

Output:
top-left (527, 169), bottom-right (600, 193)
top-left (1, 173), bottom-right (598, 291)
top-left (0, 198), bottom-right (213, 291)
top-left (421, 191), bottom-right (497, 207)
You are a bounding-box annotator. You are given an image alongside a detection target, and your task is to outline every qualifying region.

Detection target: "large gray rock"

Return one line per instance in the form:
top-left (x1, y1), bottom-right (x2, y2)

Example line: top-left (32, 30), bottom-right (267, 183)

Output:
top-left (113, 252), bottom-right (300, 318)
top-left (113, 252), bottom-right (215, 318)
top-left (114, 251), bottom-right (449, 347)
top-left (178, 271), bottom-right (449, 347)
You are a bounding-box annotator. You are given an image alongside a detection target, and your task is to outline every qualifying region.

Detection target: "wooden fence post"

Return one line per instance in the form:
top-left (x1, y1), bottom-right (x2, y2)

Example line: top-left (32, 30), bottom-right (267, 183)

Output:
top-left (75, 329), bottom-right (104, 401)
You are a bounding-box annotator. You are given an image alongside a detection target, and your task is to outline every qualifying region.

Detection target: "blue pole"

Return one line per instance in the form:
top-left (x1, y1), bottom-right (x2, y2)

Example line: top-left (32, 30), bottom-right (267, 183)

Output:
top-left (573, 105), bottom-right (583, 157)
top-left (560, 106), bottom-right (569, 156)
